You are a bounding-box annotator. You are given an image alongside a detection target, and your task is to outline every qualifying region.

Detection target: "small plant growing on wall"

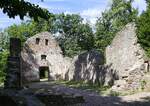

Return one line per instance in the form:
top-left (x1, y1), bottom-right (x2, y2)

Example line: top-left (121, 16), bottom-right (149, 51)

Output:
top-left (140, 80), bottom-right (147, 90)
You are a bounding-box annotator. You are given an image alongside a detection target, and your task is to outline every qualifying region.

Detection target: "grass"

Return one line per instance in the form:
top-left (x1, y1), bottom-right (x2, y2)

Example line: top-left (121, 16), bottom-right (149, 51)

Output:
top-left (54, 80), bottom-right (111, 95)
top-left (53, 80), bottom-right (150, 96)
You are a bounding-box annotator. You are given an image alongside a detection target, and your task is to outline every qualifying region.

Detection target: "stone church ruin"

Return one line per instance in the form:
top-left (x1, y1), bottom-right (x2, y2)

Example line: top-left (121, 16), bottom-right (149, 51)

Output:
top-left (21, 32), bottom-right (71, 82)
top-left (3, 33), bottom-right (85, 106)
top-left (4, 23), bottom-right (150, 92)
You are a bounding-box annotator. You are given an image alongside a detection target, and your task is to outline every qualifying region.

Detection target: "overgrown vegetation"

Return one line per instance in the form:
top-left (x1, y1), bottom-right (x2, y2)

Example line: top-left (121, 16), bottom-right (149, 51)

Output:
top-left (140, 80), bottom-right (147, 90)
top-left (0, 32), bottom-right (9, 83)
top-left (0, 50), bottom-right (9, 83)
top-left (54, 80), bottom-right (110, 95)
top-left (95, 0), bottom-right (138, 53)
top-left (4, 14), bottom-right (95, 57)
top-left (53, 80), bottom-right (142, 96)
top-left (136, 0), bottom-right (150, 57)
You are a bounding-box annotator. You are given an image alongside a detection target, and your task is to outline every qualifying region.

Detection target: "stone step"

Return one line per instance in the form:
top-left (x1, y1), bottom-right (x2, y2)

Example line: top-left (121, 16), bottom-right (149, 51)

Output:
top-left (7, 69), bottom-right (20, 73)
top-left (63, 95), bottom-right (84, 105)
top-left (7, 65), bottom-right (20, 69)
top-left (7, 62), bottom-right (20, 70)
top-left (8, 61), bottom-right (20, 66)
top-left (35, 92), bottom-right (84, 105)
top-left (4, 82), bottom-right (18, 88)
top-left (8, 68), bottom-right (20, 71)
top-left (5, 74), bottom-right (20, 80)
top-left (36, 93), bottom-right (64, 105)
top-left (7, 61), bottom-right (20, 66)
top-left (7, 73), bottom-right (20, 77)
top-left (7, 56), bottom-right (20, 62)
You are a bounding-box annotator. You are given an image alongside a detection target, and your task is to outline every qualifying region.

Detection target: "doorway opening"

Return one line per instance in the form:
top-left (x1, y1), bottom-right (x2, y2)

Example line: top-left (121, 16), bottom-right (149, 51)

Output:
top-left (39, 67), bottom-right (49, 81)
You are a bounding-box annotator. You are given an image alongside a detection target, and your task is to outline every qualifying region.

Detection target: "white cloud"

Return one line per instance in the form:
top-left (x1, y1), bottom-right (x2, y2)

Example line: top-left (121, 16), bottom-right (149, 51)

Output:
top-left (80, 7), bottom-right (104, 26)
top-left (64, 11), bottom-right (74, 15)
top-left (36, 2), bottom-right (68, 13)
top-left (133, 0), bottom-right (146, 13)
top-left (45, 0), bottom-right (65, 2)
top-left (38, 3), bottom-right (52, 10)
top-left (62, 8), bottom-right (104, 26)
top-left (81, 8), bottom-right (103, 18)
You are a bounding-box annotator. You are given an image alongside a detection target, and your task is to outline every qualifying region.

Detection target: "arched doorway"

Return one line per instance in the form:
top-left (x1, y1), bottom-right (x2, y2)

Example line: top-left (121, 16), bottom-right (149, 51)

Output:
top-left (39, 66), bottom-right (49, 81)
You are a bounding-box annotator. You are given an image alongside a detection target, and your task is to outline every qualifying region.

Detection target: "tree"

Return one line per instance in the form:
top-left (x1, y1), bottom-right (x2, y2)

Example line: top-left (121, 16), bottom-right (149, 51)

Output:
top-left (95, 0), bottom-right (138, 53)
top-left (0, 50), bottom-right (9, 83)
top-left (5, 16), bottom-right (55, 44)
top-left (55, 14), bottom-right (94, 57)
top-left (0, 32), bottom-right (9, 83)
top-left (136, 0), bottom-right (150, 57)
top-left (6, 22), bottom-right (35, 43)
top-left (77, 23), bottom-right (95, 51)
top-left (31, 16), bottom-right (56, 33)
top-left (0, 32), bottom-right (9, 50)
top-left (0, 0), bottom-right (52, 20)
top-left (5, 13), bottom-right (94, 57)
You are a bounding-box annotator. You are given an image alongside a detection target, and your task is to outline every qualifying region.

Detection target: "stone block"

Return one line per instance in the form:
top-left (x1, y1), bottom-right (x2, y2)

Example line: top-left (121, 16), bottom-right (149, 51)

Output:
top-left (10, 38), bottom-right (21, 57)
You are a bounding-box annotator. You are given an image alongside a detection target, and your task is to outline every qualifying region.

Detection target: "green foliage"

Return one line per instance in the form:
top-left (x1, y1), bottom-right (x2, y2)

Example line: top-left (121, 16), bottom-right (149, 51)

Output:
top-left (55, 14), bottom-right (83, 56)
top-left (5, 16), bottom-right (55, 43)
top-left (108, 90), bottom-right (120, 96)
top-left (140, 80), bottom-right (147, 90)
top-left (54, 14), bottom-right (95, 57)
top-left (136, 0), bottom-right (150, 57)
top-left (5, 13), bottom-right (94, 57)
top-left (6, 23), bottom-right (35, 43)
top-left (0, 32), bottom-right (9, 50)
top-left (0, 0), bottom-right (52, 21)
top-left (77, 23), bottom-right (95, 51)
top-left (95, 0), bottom-right (138, 53)
top-left (32, 16), bottom-right (56, 33)
top-left (0, 50), bottom-right (9, 83)
top-left (55, 80), bottom-right (110, 94)
top-left (0, 32), bottom-right (9, 83)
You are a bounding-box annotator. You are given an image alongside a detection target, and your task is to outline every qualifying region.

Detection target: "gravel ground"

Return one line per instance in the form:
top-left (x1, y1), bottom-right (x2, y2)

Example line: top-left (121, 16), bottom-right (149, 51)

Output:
top-left (28, 82), bottom-right (150, 106)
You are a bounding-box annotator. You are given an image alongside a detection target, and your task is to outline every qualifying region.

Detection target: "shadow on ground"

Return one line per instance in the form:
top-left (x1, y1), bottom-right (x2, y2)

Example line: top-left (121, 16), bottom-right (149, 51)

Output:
top-left (24, 82), bottom-right (150, 106)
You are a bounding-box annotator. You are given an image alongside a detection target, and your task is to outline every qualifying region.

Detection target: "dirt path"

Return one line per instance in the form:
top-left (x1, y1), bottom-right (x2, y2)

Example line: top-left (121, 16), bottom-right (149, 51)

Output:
top-left (28, 82), bottom-right (150, 106)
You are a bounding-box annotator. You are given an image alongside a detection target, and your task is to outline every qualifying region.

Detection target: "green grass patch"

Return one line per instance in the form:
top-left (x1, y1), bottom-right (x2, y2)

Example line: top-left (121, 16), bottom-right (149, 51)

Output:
top-left (54, 80), bottom-right (111, 95)
top-left (53, 80), bottom-right (147, 96)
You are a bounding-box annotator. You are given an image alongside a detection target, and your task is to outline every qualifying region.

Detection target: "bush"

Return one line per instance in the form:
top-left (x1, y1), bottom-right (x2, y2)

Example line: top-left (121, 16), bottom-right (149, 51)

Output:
top-left (0, 50), bottom-right (9, 84)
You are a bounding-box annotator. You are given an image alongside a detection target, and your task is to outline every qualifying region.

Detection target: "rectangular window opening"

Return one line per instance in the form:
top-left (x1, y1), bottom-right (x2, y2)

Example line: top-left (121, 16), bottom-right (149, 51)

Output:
top-left (41, 55), bottom-right (47, 60)
top-left (36, 38), bottom-right (40, 44)
top-left (45, 39), bottom-right (48, 45)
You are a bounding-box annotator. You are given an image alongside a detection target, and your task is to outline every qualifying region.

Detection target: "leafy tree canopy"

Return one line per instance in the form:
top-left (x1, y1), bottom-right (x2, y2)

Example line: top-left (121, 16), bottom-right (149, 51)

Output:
top-left (54, 14), bottom-right (94, 57)
top-left (95, 0), bottom-right (138, 53)
top-left (0, 32), bottom-right (9, 83)
top-left (0, 0), bottom-right (52, 20)
top-left (5, 13), bottom-right (95, 57)
top-left (136, 0), bottom-right (150, 57)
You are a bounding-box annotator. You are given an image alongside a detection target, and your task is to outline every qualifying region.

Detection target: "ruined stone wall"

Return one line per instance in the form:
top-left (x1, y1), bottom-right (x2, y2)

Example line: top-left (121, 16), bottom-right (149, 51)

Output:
top-left (106, 23), bottom-right (147, 91)
top-left (106, 23), bottom-right (145, 77)
top-left (21, 31), bottom-right (117, 85)
top-left (4, 38), bottom-right (22, 88)
top-left (21, 32), bottom-right (71, 82)
top-left (65, 50), bottom-right (109, 84)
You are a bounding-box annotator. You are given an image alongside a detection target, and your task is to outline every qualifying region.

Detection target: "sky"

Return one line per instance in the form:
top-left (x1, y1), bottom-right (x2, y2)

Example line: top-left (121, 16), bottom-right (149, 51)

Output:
top-left (0, 0), bottom-right (147, 29)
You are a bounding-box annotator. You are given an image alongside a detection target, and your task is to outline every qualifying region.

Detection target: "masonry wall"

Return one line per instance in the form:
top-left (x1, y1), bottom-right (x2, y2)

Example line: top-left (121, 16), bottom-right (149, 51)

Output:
top-left (106, 23), bottom-right (147, 91)
top-left (21, 32), bottom-right (71, 83)
top-left (106, 23), bottom-right (145, 78)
